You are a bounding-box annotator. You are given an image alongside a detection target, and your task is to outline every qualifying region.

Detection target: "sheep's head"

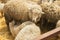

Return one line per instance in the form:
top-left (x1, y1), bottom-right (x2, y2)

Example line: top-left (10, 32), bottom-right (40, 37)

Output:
top-left (29, 7), bottom-right (44, 23)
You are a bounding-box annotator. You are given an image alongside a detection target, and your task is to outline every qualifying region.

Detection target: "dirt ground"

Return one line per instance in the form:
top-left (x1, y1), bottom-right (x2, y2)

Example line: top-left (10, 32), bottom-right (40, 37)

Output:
top-left (0, 12), bottom-right (14, 40)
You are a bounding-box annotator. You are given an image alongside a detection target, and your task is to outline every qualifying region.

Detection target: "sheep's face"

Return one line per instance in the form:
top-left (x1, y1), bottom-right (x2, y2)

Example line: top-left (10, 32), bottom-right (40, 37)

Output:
top-left (29, 8), bottom-right (44, 23)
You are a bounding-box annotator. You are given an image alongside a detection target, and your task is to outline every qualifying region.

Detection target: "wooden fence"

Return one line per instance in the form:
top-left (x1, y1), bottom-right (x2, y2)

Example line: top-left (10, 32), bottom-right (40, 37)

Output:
top-left (34, 27), bottom-right (60, 40)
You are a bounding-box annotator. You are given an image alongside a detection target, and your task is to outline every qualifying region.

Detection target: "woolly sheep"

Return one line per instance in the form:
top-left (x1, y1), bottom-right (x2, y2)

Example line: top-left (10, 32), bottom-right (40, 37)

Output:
top-left (9, 21), bottom-right (41, 38)
top-left (14, 21), bottom-right (41, 40)
top-left (42, 2), bottom-right (60, 22)
top-left (3, 0), bottom-right (44, 26)
top-left (39, 1), bottom-right (60, 31)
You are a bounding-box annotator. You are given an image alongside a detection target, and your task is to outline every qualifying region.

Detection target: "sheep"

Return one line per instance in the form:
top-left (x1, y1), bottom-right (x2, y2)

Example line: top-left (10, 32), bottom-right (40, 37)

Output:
top-left (41, 3), bottom-right (60, 22)
top-left (9, 20), bottom-right (41, 38)
top-left (14, 21), bottom-right (41, 40)
top-left (9, 20), bottom-right (21, 37)
top-left (3, 0), bottom-right (44, 26)
top-left (39, 1), bottom-right (60, 31)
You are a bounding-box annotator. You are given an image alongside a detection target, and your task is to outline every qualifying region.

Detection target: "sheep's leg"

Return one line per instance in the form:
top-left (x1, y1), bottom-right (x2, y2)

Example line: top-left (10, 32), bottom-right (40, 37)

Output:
top-left (4, 13), bottom-right (13, 35)
top-left (4, 13), bottom-right (13, 26)
top-left (9, 20), bottom-right (23, 37)
top-left (9, 20), bottom-right (17, 37)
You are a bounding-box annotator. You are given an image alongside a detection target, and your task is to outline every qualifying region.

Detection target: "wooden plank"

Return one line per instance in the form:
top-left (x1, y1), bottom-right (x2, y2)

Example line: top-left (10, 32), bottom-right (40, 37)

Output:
top-left (34, 27), bottom-right (60, 40)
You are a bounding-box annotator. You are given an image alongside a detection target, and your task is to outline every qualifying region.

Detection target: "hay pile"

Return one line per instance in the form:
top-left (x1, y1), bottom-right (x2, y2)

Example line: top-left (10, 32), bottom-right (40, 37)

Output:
top-left (0, 12), bottom-right (14, 40)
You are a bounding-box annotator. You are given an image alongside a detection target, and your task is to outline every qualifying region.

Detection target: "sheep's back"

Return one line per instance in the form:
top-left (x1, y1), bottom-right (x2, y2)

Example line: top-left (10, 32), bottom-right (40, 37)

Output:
top-left (3, 0), bottom-right (30, 21)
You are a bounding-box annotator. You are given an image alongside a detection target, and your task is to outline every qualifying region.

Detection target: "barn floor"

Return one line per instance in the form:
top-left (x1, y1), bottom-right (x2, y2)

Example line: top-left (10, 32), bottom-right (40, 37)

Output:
top-left (0, 12), bottom-right (14, 40)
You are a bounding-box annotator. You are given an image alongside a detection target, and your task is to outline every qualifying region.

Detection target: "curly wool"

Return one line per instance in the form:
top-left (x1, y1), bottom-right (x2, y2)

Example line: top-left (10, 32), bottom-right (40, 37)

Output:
top-left (39, 2), bottom-right (60, 31)
top-left (41, 2), bottom-right (60, 23)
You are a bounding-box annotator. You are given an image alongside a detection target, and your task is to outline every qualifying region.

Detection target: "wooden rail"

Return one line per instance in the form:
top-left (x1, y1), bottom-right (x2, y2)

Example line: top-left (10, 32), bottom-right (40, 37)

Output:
top-left (34, 27), bottom-right (60, 40)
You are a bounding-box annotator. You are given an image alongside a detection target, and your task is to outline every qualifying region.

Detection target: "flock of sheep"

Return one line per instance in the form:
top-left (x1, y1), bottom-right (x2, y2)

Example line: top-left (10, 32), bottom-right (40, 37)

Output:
top-left (0, 0), bottom-right (60, 40)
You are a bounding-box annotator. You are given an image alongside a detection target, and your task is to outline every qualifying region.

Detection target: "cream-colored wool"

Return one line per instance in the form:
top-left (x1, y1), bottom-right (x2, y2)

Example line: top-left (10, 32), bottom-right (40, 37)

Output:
top-left (15, 21), bottom-right (41, 40)
top-left (9, 21), bottom-right (36, 37)
top-left (9, 21), bottom-right (41, 38)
